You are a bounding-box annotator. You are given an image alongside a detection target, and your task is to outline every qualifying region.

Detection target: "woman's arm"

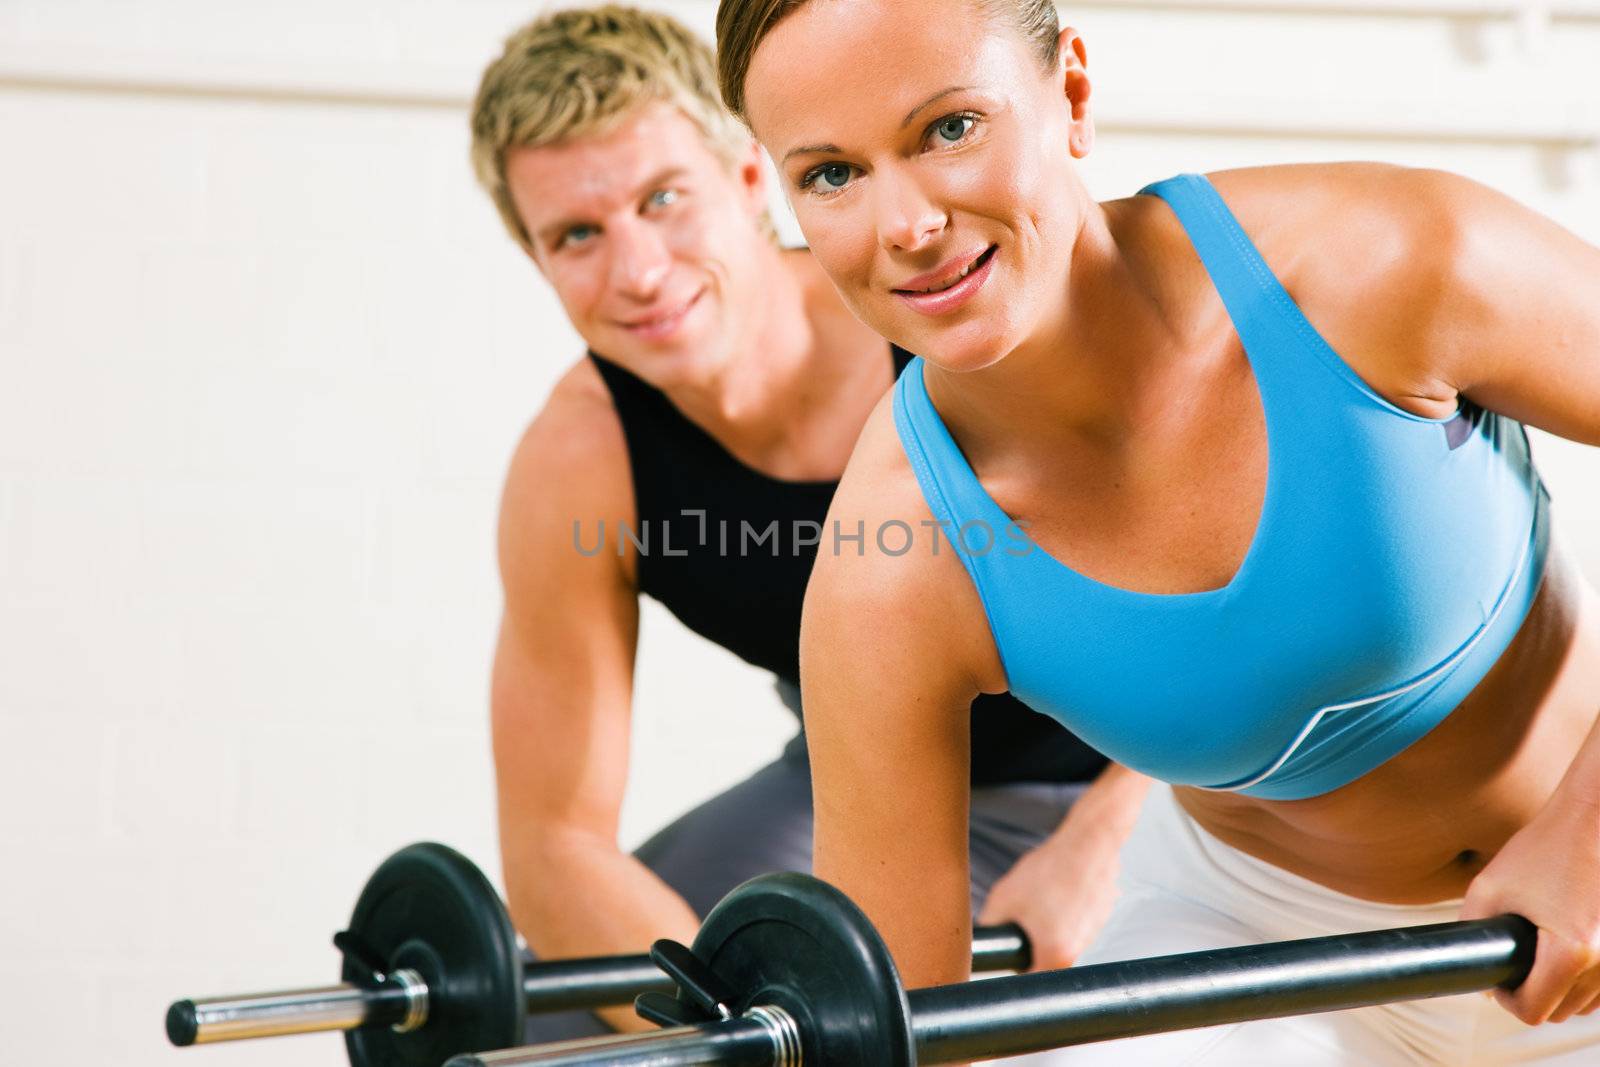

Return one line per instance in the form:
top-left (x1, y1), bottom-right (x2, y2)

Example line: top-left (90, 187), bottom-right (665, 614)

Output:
top-left (1460, 706), bottom-right (1600, 1024)
top-left (1214, 163), bottom-right (1600, 440)
top-left (1347, 167), bottom-right (1600, 443)
top-left (1399, 170), bottom-right (1600, 1023)
top-left (800, 402), bottom-right (998, 991)
top-left (1425, 171), bottom-right (1600, 444)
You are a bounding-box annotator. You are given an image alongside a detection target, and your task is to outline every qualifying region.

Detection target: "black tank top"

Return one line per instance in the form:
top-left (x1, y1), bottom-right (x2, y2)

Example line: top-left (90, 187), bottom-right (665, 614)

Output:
top-left (589, 348), bottom-right (1108, 786)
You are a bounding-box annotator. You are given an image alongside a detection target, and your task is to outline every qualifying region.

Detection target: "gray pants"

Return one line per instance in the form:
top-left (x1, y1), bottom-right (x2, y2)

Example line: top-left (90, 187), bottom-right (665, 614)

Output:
top-left (522, 727), bottom-right (1087, 1044)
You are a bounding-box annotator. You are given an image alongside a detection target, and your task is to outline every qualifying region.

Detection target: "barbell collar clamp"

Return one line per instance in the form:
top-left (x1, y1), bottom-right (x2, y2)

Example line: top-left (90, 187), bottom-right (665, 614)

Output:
top-left (389, 968), bottom-right (429, 1034)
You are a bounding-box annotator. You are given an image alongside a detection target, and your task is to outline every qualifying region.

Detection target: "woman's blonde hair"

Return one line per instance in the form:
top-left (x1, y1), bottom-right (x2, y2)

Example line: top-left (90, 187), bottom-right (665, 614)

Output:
top-left (716, 0), bottom-right (1061, 121)
top-left (471, 5), bottom-right (755, 249)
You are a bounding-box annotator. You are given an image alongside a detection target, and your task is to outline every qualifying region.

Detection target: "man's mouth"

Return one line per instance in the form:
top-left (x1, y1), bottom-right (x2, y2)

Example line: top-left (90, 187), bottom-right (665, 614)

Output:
top-left (620, 290), bottom-right (703, 335)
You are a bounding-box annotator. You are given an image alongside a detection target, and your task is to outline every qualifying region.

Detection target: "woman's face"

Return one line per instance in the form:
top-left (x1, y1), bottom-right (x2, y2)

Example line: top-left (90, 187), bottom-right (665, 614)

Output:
top-left (744, 0), bottom-right (1090, 372)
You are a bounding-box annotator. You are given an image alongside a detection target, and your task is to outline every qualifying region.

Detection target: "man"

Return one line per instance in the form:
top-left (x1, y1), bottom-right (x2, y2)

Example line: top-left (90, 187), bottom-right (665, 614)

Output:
top-left (468, 5), bottom-right (1147, 1040)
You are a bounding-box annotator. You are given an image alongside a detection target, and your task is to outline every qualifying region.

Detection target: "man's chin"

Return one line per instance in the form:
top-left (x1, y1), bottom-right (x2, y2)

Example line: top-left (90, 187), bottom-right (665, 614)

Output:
top-left (607, 302), bottom-right (716, 357)
top-left (599, 330), bottom-right (717, 382)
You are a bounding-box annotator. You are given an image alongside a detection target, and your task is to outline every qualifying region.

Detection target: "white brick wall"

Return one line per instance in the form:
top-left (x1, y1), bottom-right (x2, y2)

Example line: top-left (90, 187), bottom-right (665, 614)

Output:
top-left (1, 2), bottom-right (1596, 1064)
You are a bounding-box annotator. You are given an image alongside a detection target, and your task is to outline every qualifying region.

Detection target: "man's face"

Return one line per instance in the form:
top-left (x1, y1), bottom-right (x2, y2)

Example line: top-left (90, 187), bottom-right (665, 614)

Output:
top-left (507, 102), bottom-right (768, 387)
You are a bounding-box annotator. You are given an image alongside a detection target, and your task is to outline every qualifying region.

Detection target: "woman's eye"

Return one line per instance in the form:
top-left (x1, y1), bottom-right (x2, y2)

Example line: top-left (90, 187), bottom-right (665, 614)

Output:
top-left (932, 115), bottom-right (975, 145)
top-left (818, 163), bottom-right (853, 189)
top-left (804, 163), bottom-right (855, 192)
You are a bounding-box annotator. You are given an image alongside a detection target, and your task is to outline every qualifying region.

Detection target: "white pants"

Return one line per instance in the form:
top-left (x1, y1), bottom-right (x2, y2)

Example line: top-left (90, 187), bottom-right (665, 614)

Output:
top-left (1003, 786), bottom-right (1600, 1066)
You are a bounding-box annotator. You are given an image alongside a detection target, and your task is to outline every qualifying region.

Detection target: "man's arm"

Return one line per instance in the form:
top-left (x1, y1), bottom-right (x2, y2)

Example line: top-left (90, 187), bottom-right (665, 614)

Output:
top-left (976, 762), bottom-right (1149, 971)
top-left (492, 362), bottom-right (697, 1033)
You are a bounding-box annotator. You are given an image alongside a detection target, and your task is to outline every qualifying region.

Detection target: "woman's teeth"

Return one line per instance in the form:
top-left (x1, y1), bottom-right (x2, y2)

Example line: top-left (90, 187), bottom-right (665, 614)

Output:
top-left (912, 249), bottom-right (990, 294)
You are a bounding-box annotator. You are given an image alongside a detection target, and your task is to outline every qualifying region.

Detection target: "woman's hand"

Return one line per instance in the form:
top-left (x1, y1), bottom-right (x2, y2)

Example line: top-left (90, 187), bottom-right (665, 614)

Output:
top-left (1460, 790), bottom-right (1600, 1024)
top-left (979, 767), bottom-right (1149, 971)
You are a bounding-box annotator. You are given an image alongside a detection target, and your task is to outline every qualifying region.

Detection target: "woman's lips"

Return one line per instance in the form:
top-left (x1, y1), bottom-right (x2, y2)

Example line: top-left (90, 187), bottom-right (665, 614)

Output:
top-left (620, 289), bottom-right (704, 341)
top-left (893, 246), bottom-right (997, 316)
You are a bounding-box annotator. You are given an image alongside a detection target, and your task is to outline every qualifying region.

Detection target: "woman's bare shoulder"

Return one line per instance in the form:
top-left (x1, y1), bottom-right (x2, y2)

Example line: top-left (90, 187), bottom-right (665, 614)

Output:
top-left (1204, 160), bottom-right (1472, 274)
top-left (804, 389), bottom-right (1008, 697)
top-left (1205, 162), bottom-right (1483, 418)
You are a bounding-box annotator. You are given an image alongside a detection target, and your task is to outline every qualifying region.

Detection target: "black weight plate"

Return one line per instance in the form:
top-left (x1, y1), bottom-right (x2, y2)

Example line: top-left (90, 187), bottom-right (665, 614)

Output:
top-left (692, 873), bottom-right (915, 1067)
top-left (343, 842), bottom-right (525, 1067)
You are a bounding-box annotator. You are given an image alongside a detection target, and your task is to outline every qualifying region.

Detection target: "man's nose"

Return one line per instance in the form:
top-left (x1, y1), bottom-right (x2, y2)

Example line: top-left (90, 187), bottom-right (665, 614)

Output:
top-left (609, 221), bottom-right (672, 299)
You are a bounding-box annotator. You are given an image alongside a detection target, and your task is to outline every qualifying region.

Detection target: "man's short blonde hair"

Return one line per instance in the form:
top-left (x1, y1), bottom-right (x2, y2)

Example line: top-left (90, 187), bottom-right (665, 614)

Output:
top-left (471, 5), bottom-right (755, 249)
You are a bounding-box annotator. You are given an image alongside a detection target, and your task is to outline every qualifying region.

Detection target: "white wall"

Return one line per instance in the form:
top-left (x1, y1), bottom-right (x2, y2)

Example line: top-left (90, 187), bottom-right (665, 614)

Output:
top-left (0, 1), bottom-right (1596, 1063)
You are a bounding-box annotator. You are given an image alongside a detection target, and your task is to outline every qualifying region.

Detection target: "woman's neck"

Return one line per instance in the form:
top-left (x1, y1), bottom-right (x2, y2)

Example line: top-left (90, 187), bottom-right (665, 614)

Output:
top-left (925, 193), bottom-right (1207, 468)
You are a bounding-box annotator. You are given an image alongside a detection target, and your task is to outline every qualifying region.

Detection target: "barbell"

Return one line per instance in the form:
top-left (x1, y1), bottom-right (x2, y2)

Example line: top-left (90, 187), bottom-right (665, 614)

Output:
top-left (446, 871), bottom-right (1537, 1066)
top-left (165, 842), bottom-right (1032, 1067)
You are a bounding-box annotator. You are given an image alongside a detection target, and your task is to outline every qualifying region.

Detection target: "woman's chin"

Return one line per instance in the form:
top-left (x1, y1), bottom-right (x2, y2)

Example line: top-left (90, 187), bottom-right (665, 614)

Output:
top-left (896, 325), bottom-right (1014, 374)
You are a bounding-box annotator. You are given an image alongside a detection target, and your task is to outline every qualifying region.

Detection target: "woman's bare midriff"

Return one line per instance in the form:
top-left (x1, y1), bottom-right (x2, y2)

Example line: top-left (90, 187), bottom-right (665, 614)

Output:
top-left (1175, 536), bottom-right (1600, 905)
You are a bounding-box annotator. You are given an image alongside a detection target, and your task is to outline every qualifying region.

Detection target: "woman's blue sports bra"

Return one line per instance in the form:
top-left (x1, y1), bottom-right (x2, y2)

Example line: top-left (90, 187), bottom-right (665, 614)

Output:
top-left (892, 173), bottom-right (1550, 800)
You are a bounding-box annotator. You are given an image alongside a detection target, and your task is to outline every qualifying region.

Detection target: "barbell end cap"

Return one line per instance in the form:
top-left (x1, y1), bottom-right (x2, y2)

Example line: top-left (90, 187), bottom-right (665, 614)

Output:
top-left (166, 1000), bottom-right (199, 1047)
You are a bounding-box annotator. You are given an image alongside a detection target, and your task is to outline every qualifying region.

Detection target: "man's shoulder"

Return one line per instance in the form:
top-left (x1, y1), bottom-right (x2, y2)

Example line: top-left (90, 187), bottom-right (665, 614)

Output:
top-left (512, 357), bottom-right (625, 476)
top-left (500, 357), bottom-right (633, 549)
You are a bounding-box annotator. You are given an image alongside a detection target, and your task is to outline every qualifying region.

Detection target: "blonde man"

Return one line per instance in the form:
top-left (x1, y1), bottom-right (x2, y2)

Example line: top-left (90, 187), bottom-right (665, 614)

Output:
top-left (470, 6), bottom-right (1146, 1041)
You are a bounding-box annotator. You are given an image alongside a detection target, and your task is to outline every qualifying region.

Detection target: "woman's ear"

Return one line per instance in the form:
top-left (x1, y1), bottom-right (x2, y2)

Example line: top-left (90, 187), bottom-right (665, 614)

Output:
top-left (1058, 26), bottom-right (1095, 159)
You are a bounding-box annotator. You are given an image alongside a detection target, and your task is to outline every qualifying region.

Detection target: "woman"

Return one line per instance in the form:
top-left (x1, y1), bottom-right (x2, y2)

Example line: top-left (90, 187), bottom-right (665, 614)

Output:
top-left (470, 6), bottom-right (1140, 1042)
top-left (715, 0), bottom-right (1600, 1061)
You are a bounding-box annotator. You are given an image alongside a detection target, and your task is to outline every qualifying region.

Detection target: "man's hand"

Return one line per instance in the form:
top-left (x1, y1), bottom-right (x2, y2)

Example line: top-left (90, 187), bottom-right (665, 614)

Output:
top-left (978, 766), bottom-right (1150, 972)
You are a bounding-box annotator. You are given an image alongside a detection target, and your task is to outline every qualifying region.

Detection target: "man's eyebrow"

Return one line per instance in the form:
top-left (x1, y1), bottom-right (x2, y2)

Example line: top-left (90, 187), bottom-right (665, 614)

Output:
top-left (639, 164), bottom-right (690, 190)
top-left (533, 166), bottom-right (692, 244)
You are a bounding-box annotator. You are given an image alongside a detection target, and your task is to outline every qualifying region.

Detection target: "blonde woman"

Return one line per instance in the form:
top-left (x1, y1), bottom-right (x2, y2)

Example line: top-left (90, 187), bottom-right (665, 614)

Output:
top-left (715, 0), bottom-right (1600, 1061)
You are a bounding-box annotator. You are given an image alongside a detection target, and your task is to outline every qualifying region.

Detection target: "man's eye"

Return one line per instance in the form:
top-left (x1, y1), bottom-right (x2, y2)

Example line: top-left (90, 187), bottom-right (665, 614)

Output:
top-left (562, 224), bottom-right (597, 247)
top-left (648, 189), bottom-right (680, 209)
top-left (932, 115), bottom-right (975, 144)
